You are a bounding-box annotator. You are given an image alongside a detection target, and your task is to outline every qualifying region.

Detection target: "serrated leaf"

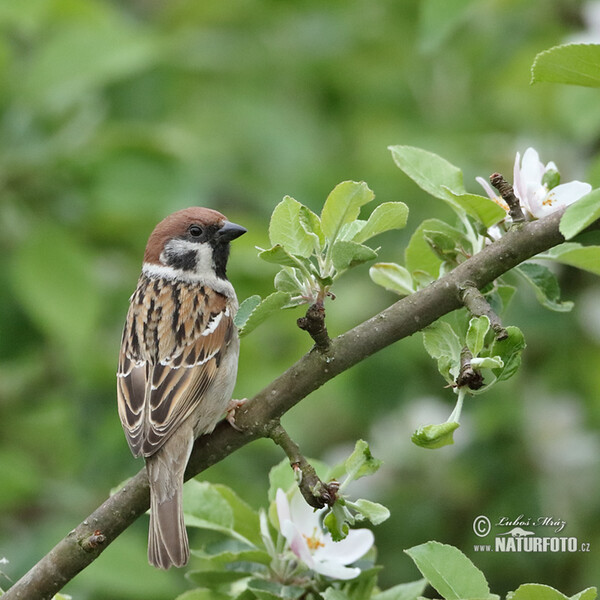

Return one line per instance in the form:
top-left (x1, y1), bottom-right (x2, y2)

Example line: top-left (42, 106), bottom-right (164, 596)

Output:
top-left (516, 263), bottom-right (574, 312)
top-left (443, 189), bottom-right (507, 227)
top-left (234, 295), bottom-right (262, 330)
top-left (411, 422), bottom-right (459, 449)
top-left (269, 196), bottom-right (316, 257)
top-left (559, 189), bottom-right (600, 239)
top-left (258, 244), bottom-right (310, 270)
top-left (369, 263), bottom-right (414, 296)
top-left (274, 268), bottom-right (303, 293)
top-left (321, 181), bottom-right (375, 242)
top-left (353, 202), bottom-right (409, 243)
top-left (352, 499), bottom-right (390, 525)
top-left (372, 579), bottom-right (428, 600)
top-left (422, 321), bottom-right (462, 382)
top-left (331, 240), bottom-right (378, 273)
top-left (571, 588), bottom-right (598, 600)
top-left (489, 326), bottom-right (526, 383)
top-left (405, 219), bottom-right (466, 278)
top-left (466, 316), bottom-right (490, 357)
top-left (509, 584), bottom-right (569, 600)
top-left (235, 291), bottom-right (293, 337)
top-left (299, 205), bottom-right (325, 250)
top-left (541, 243), bottom-right (600, 276)
top-left (531, 44), bottom-right (600, 87)
top-left (405, 541), bottom-right (493, 600)
top-left (344, 439), bottom-right (383, 482)
top-left (389, 145), bottom-right (465, 204)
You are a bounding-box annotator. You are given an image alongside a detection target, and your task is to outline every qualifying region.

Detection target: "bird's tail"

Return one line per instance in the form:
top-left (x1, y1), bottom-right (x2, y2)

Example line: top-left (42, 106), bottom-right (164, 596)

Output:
top-left (146, 435), bottom-right (193, 569)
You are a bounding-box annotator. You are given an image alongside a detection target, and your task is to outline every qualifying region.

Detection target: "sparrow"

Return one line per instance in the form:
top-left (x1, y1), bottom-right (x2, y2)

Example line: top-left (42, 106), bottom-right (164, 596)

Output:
top-left (117, 207), bottom-right (246, 569)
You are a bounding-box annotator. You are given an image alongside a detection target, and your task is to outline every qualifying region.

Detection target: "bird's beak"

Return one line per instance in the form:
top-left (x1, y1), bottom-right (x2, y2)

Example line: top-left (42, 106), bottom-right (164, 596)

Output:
top-left (217, 220), bottom-right (247, 242)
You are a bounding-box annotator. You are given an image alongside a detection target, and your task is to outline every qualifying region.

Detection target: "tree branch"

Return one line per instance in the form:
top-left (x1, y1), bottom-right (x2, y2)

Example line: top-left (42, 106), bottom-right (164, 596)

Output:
top-left (5, 208), bottom-right (594, 600)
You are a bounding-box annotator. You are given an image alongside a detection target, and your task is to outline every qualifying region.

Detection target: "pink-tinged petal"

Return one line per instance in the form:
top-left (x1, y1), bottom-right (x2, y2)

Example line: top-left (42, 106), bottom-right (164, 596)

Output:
top-left (276, 488), bottom-right (292, 526)
top-left (310, 559), bottom-right (361, 580)
top-left (280, 519), bottom-right (314, 567)
top-left (316, 529), bottom-right (374, 565)
top-left (476, 176), bottom-right (496, 201)
top-left (289, 488), bottom-right (322, 534)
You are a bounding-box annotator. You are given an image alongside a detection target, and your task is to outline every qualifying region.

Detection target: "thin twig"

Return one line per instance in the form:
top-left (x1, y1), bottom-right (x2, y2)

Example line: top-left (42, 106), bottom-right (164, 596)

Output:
top-left (460, 283), bottom-right (508, 340)
top-left (267, 421), bottom-right (338, 509)
top-left (456, 346), bottom-right (484, 390)
top-left (490, 172), bottom-right (526, 224)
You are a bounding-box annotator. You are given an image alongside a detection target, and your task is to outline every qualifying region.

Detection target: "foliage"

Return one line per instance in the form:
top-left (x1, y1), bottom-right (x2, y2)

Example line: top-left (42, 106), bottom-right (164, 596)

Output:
top-left (2, 1), bottom-right (600, 599)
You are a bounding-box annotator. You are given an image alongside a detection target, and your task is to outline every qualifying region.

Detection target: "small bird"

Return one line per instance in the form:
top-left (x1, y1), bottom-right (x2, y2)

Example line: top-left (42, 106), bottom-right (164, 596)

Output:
top-left (117, 207), bottom-right (246, 569)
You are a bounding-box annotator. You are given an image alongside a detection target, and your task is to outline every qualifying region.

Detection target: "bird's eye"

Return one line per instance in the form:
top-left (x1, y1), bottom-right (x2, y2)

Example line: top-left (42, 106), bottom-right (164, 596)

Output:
top-left (189, 225), bottom-right (203, 237)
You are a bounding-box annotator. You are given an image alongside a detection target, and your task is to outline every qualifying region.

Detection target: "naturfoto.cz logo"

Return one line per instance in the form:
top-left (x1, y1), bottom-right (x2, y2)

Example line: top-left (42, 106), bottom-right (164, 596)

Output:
top-left (472, 514), bottom-right (591, 553)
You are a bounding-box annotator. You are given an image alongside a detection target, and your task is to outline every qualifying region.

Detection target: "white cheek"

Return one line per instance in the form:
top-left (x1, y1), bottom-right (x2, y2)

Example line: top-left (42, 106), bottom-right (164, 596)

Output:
top-left (193, 243), bottom-right (214, 274)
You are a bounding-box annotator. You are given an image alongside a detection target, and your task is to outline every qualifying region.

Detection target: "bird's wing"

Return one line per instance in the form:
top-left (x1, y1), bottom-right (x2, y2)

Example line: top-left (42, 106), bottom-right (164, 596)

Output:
top-left (117, 278), bottom-right (235, 457)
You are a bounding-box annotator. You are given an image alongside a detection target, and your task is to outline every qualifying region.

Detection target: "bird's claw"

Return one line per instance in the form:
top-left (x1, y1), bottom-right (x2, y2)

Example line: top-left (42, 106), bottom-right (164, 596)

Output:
top-left (226, 398), bottom-right (247, 431)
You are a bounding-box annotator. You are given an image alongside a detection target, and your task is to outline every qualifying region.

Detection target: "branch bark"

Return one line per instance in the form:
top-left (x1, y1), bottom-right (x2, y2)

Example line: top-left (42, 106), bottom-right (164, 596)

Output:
top-left (5, 208), bottom-right (593, 599)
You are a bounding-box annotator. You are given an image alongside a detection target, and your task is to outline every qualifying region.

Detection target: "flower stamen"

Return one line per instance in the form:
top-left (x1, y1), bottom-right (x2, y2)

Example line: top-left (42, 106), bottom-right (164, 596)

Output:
top-left (303, 528), bottom-right (325, 551)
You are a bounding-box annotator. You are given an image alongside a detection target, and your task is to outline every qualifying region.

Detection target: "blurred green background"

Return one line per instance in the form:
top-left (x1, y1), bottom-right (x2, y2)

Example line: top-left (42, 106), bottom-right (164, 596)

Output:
top-left (1, 0), bottom-right (600, 597)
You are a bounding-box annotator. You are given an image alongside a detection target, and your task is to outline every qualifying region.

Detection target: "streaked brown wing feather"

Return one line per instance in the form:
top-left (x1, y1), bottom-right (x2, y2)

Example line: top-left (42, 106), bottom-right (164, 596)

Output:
top-left (117, 276), bottom-right (234, 458)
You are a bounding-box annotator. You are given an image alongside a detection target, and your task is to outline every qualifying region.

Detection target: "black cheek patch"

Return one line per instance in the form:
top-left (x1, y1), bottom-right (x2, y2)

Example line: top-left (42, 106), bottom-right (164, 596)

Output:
top-left (165, 249), bottom-right (198, 271)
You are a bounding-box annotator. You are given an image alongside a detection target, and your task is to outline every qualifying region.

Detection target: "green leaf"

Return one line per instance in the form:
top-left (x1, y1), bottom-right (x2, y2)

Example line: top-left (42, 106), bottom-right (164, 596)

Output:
top-left (411, 422), bottom-right (459, 449)
top-left (352, 499), bottom-right (390, 525)
top-left (443, 189), bottom-right (507, 227)
top-left (508, 584), bottom-right (569, 600)
top-left (234, 291), bottom-right (293, 337)
top-left (531, 44), bottom-right (600, 88)
top-left (187, 569), bottom-right (254, 587)
top-left (299, 205), bottom-right (325, 250)
top-left (353, 202), bottom-right (409, 243)
top-left (405, 219), bottom-right (466, 278)
top-left (422, 321), bottom-right (462, 382)
top-left (470, 356), bottom-right (504, 370)
top-left (344, 439), bottom-right (383, 482)
top-left (247, 578), bottom-right (305, 600)
top-left (338, 220), bottom-right (368, 242)
top-left (516, 263), bottom-right (574, 312)
top-left (323, 502), bottom-right (350, 542)
top-left (234, 295), bottom-right (262, 330)
top-left (269, 196), bottom-right (315, 257)
top-left (423, 230), bottom-right (461, 261)
top-left (323, 590), bottom-right (352, 600)
top-left (559, 189), bottom-right (600, 239)
top-left (389, 145), bottom-right (465, 203)
top-left (372, 579), bottom-right (428, 600)
top-left (274, 268), bottom-right (303, 293)
top-left (542, 243), bottom-right (600, 276)
top-left (214, 484), bottom-right (262, 547)
top-left (571, 588), bottom-right (598, 600)
top-left (331, 240), bottom-right (378, 273)
top-left (321, 181), bottom-right (375, 242)
top-left (489, 326), bottom-right (526, 383)
top-left (369, 263), bottom-right (414, 296)
top-left (405, 541), bottom-right (494, 600)
top-left (258, 244), bottom-right (311, 270)
top-left (466, 316), bottom-right (491, 357)
top-left (184, 480), bottom-right (234, 529)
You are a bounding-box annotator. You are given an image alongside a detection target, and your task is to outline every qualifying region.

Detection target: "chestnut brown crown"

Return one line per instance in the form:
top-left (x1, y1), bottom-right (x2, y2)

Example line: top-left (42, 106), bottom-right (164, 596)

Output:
top-left (143, 207), bottom-right (228, 265)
